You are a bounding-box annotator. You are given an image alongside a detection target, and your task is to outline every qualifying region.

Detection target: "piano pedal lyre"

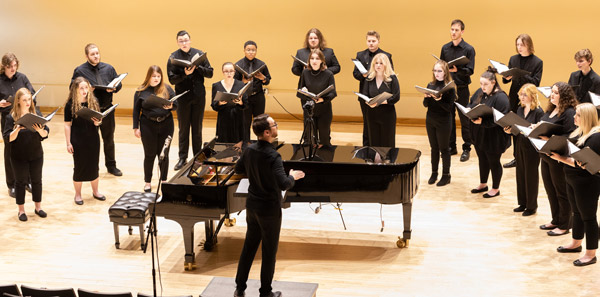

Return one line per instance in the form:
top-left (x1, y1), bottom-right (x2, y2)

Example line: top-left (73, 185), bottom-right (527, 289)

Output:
top-left (396, 237), bottom-right (409, 248)
top-left (224, 218), bottom-right (236, 227)
top-left (184, 262), bottom-right (197, 271)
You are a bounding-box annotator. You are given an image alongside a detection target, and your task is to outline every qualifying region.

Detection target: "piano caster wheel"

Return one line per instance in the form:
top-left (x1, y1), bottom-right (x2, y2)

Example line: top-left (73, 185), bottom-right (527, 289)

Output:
top-left (184, 262), bottom-right (196, 271)
top-left (128, 226), bottom-right (133, 235)
top-left (315, 206), bottom-right (320, 214)
top-left (396, 237), bottom-right (409, 248)
top-left (115, 243), bottom-right (120, 249)
top-left (225, 218), bottom-right (236, 227)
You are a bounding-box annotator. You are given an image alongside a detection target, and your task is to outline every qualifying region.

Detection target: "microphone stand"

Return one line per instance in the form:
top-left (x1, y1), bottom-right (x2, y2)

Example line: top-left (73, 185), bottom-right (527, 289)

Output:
top-left (143, 135), bottom-right (172, 297)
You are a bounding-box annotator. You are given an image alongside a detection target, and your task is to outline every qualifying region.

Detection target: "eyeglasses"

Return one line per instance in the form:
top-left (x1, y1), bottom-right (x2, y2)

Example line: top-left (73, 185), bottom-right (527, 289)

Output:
top-left (177, 39), bottom-right (190, 44)
top-left (270, 123), bottom-right (278, 128)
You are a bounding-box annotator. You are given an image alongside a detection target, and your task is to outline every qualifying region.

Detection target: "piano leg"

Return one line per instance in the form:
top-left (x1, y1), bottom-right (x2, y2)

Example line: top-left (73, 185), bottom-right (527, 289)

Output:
top-left (203, 220), bottom-right (216, 251)
top-left (178, 221), bottom-right (197, 270)
top-left (397, 202), bottom-right (412, 248)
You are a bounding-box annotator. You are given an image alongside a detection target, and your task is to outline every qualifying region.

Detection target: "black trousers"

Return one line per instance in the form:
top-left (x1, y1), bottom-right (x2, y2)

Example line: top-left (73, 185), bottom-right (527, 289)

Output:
top-left (140, 116), bottom-right (173, 183)
top-left (359, 100), bottom-right (369, 146)
top-left (303, 106), bottom-right (332, 146)
top-left (1, 111), bottom-right (14, 188)
top-left (515, 138), bottom-right (540, 210)
top-left (176, 97), bottom-right (204, 160)
top-left (12, 156), bottom-right (43, 206)
top-left (235, 208), bottom-right (282, 296)
top-left (450, 86), bottom-right (472, 152)
top-left (540, 155), bottom-right (571, 230)
top-left (566, 173), bottom-right (600, 249)
top-left (474, 146), bottom-right (503, 189)
top-left (426, 113), bottom-right (452, 174)
top-left (243, 93), bottom-right (266, 142)
top-left (99, 111), bottom-right (117, 169)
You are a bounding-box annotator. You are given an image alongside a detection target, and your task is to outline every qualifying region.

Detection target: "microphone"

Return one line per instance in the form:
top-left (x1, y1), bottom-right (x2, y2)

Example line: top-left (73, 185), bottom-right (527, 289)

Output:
top-left (159, 135), bottom-right (172, 161)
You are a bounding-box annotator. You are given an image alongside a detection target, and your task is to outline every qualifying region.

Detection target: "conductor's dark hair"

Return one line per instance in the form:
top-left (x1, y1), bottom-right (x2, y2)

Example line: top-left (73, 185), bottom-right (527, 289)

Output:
top-left (252, 114), bottom-right (271, 137)
top-left (176, 30), bottom-right (190, 39)
top-left (451, 19), bottom-right (465, 30)
top-left (548, 82), bottom-right (577, 115)
top-left (244, 40), bottom-right (257, 49)
top-left (303, 28), bottom-right (326, 50)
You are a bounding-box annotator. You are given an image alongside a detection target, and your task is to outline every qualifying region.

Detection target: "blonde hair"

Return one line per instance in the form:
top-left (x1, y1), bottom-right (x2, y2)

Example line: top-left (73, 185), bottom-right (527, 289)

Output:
top-left (431, 60), bottom-right (452, 85)
top-left (366, 53), bottom-right (395, 82)
top-left (10, 88), bottom-right (35, 120)
top-left (570, 103), bottom-right (600, 146)
top-left (67, 77), bottom-right (100, 117)
top-left (518, 83), bottom-right (542, 110)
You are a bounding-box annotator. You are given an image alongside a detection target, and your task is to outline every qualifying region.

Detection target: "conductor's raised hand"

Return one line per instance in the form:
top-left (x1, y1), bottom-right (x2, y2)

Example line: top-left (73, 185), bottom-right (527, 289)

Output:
top-left (289, 169), bottom-right (305, 180)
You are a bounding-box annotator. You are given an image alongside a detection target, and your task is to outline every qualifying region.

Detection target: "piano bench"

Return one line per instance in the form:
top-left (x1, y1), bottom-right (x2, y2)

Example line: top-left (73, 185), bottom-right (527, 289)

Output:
top-left (108, 191), bottom-right (157, 250)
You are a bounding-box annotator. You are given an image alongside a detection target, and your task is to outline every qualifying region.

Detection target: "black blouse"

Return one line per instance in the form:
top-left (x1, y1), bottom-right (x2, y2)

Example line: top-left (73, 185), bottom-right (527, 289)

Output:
top-left (565, 133), bottom-right (600, 177)
top-left (540, 107), bottom-right (577, 137)
top-left (132, 85), bottom-right (176, 129)
top-left (468, 89), bottom-right (511, 152)
top-left (423, 80), bottom-right (456, 115)
top-left (361, 75), bottom-right (400, 107)
top-left (2, 112), bottom-right (49, 161)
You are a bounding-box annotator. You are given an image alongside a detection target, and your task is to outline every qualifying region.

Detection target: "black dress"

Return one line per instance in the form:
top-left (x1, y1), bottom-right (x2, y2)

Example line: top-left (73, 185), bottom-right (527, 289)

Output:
top-left (210, 80), bottom-right (248, 143)
top-left (360, 75), bottom-right (401, 147)
top-left (64, 100), bottom-right (100, 182)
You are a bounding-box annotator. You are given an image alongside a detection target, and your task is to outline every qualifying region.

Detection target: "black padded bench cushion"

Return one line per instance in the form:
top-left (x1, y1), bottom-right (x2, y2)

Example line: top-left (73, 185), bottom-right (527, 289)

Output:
top-left (109, 191), bottom-right (155, 219)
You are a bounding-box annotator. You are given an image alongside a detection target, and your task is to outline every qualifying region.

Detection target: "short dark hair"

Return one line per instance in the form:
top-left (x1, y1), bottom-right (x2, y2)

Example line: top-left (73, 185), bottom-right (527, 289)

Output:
top-left (244, 40), bottom-right (257, 49)
top-left (84, 43), bottom-right (98, 55)
top-left (451, 19), bottom-right (465, 30)
top-left (575, 49), bottom-right (593, 66)
top-left (366, 30), bottom-right (380, 40)
top-left (176, 30), bottom-right (190, 39)
top-left (252, 114), bottom-right (271, 137)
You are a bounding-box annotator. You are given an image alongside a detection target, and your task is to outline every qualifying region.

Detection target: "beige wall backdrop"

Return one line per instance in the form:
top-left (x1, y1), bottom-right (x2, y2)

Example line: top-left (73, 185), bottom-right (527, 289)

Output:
top-left (0, 0), bottom-right (596, 121)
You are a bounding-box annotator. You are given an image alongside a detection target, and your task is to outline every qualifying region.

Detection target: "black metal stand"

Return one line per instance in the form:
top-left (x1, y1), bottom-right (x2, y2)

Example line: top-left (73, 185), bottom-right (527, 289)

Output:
top-left (299, 107), bottom-right (318, 160)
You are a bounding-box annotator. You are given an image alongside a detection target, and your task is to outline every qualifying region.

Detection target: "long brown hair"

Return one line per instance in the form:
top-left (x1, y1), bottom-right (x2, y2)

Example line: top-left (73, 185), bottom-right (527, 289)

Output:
top-left (137, 65), bottom-right (169, 99)
top-left (10, 88), bottom-right (35, 121)
top-left (430, 60), bottom-right (451, 85)
top-left (303, 28), bottom-right (326, 50)
top-left (1, 53), bottom-right (19, 72)
top-left (547, 82), bottom-right (577, 115)
top-left (67, 77), bottom-right (100, 117)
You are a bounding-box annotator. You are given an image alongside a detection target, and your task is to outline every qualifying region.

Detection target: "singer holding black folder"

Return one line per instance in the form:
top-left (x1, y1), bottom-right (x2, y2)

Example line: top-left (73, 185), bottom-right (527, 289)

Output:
top-left (71, 43), bottom-right (123, 176)
top-left (468, 67), bottom-right (510, 198)
top-left (211, 62), bottom-right (248, 143)
top-left (291, 28), bottom-right (340, 76)
top-left (538, 82), bottom-right (577, 236)
top-left (133, 65), bottom-right (176, 193)
top-left (360, 53), bottom-right (399, 147)
top-left (64, 77), bottom-right (105, 205)
top-left (568, 49), bottom-right (600, 104)
top-left (353, 31), bottom-right (394, 146)
top-left (423, 60), bottom-right (455, 187)
top-left (3, 88), bottom-right (48, 222)
top-left (234, 40), bottom-right (271, 142)
top-left (297, 49), bottom-right (337, 147)
top-left (504, 84), bottom-right (544, 216)
top-left (550, 103), bottom-right (600, 266)
top-left (0, 53), bottom-right (36, 198)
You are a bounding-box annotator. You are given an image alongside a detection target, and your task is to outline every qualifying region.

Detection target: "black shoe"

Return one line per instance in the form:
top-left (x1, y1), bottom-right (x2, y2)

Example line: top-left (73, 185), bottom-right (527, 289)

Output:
top-left (233, 290), bottom-right (245, 297)
top-left (513, 206), bottom-right (526, 212)
top-left (460, 150), bottom-right (470, 162)
top-left (471, 186), bottom-right (488, 193)
top-left (34, 209), bottom-right (47, 218)
top-left (428, 172), bottom-right (438, 185)
top-left (25, 183), bottom-right (32, 193)
top-left (557, 246), bottom-right (582, 253)
top-left (547, 229), bottom-right (570, 236)
top-left (261, 292), bottom-right (282, 297)
top-left (74, 199), bottom-right (84, 205)
top-left (483, 191), bottom-right (500, 198)
top-left (144, 186), bottom-right (151, 193)
top-left (93, 193), bottom-right (106, 201)
top-left (174, 159), bottom-right (186, 171)
top-left (574, 257), bottom-right (597, 266)
top-left (522, 209), bottom-right (536, 216)
top-left (449, 147), bottom-right (458, 156)
top-left (108, 167), bottom-right (123, 176)
top-left (18, 212), bottom-right (27, 222)
top-left (503, 159), bottom-right (517, 168)
top-left (436, 174), bottom-right (451, 187)
top-left (8, 188), bottom-right (15, 198)
top-left (539, 224), bottom-right (557, 230)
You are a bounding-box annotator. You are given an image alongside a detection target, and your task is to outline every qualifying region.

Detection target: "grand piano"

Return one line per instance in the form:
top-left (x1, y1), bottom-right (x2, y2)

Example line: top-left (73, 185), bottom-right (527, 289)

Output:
top-left (158, 141), bottom-right (420, 270)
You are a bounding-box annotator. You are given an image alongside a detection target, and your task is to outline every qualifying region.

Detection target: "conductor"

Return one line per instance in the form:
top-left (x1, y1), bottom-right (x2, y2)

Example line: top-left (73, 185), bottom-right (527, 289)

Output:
top-left (234, 114), bottom-right (305, 297)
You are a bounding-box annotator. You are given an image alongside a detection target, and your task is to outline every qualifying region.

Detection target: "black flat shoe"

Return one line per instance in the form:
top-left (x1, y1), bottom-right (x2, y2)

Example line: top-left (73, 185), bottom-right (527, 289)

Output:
top-left (557, 246), bottom-right (582, 253)
top-left (436, 174), bottom-right (451, 187)
top-left (513, 206), bottom-right (526, 212)
top-left (574, 257), bottom-right (597, 267)
top-left (144, 186), bottom-right (151, 193)
top-left (522, 209), bottom-right (536, 216)
top-left (74, 199), bottom-right (84, 205)
top-left (483, 191), bottom-right (500, 198)
top-left (503, 159), bottom-right (517, 168)
top-left (428, 172), bottom-right (438, 185)
top-left (107, 167), bottom-right (123, 176)
top-left (93, 193), bottom-right (106, 201)
top-left (471, 186), bottom-right (488, 193)
top-left (539, 224), bottom-right (557, 230)
top-left (18, 212), bottom-right (27, 222)
top-left (34, 209), bottom-right (47, 218)
top-left (547, 230), bottom-right (569, 236)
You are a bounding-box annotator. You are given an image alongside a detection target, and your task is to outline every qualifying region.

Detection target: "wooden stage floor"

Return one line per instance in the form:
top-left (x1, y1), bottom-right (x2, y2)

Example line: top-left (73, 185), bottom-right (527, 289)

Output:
top-left (0, 117), bottom-right (599, 297)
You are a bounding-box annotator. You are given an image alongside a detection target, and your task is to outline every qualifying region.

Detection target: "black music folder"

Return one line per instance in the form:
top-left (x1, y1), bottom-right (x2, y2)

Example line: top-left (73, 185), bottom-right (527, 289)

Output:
top-left (234, 64), bottom-right (265, 79)
top-left (432, 54), bottom-right (470, 68)
top-left (4, 95), bottom-right (13, 104)
top-left (213, 82), bottom-right (251, 104)
top-left (297, 85), bottom-right (334, 101)
top-left (528, 135), bottom-right (571, 155)
top-left (455, 102), bottom-right (493, 120)
top-left (493, 109), bottom-right (531, 135)
top-left (291, 55), bottom-right (308, 67)
top-left (93, 74), bottom-right (127, 90)
top-left (144, 90), bottom-right (189, 108)
top-left (415, 81), bottom-right (456, 97)
top-left (489, 59), bottom-right (531, 78)
top-left (515, 121), bottom-right (561, 138)
top-left (15, 108), bottom-right (59, 132)
top-left (353, 91), bottom-right (393, 107)
top-left (570, 146), bottom-right (600, 175)
top-left (76, 104), bottom-right (119, 122)
top-left (170, 52), bottom-right (207, 68)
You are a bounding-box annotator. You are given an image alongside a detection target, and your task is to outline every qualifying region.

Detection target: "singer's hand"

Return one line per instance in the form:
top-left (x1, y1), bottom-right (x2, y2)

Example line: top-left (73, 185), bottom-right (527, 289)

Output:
top-left (134, 128), bottom-right (141, 138)
top-left (66, 143), bottom-right (74, 154)
top-left (289, 169), bottom-right (305, 180)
